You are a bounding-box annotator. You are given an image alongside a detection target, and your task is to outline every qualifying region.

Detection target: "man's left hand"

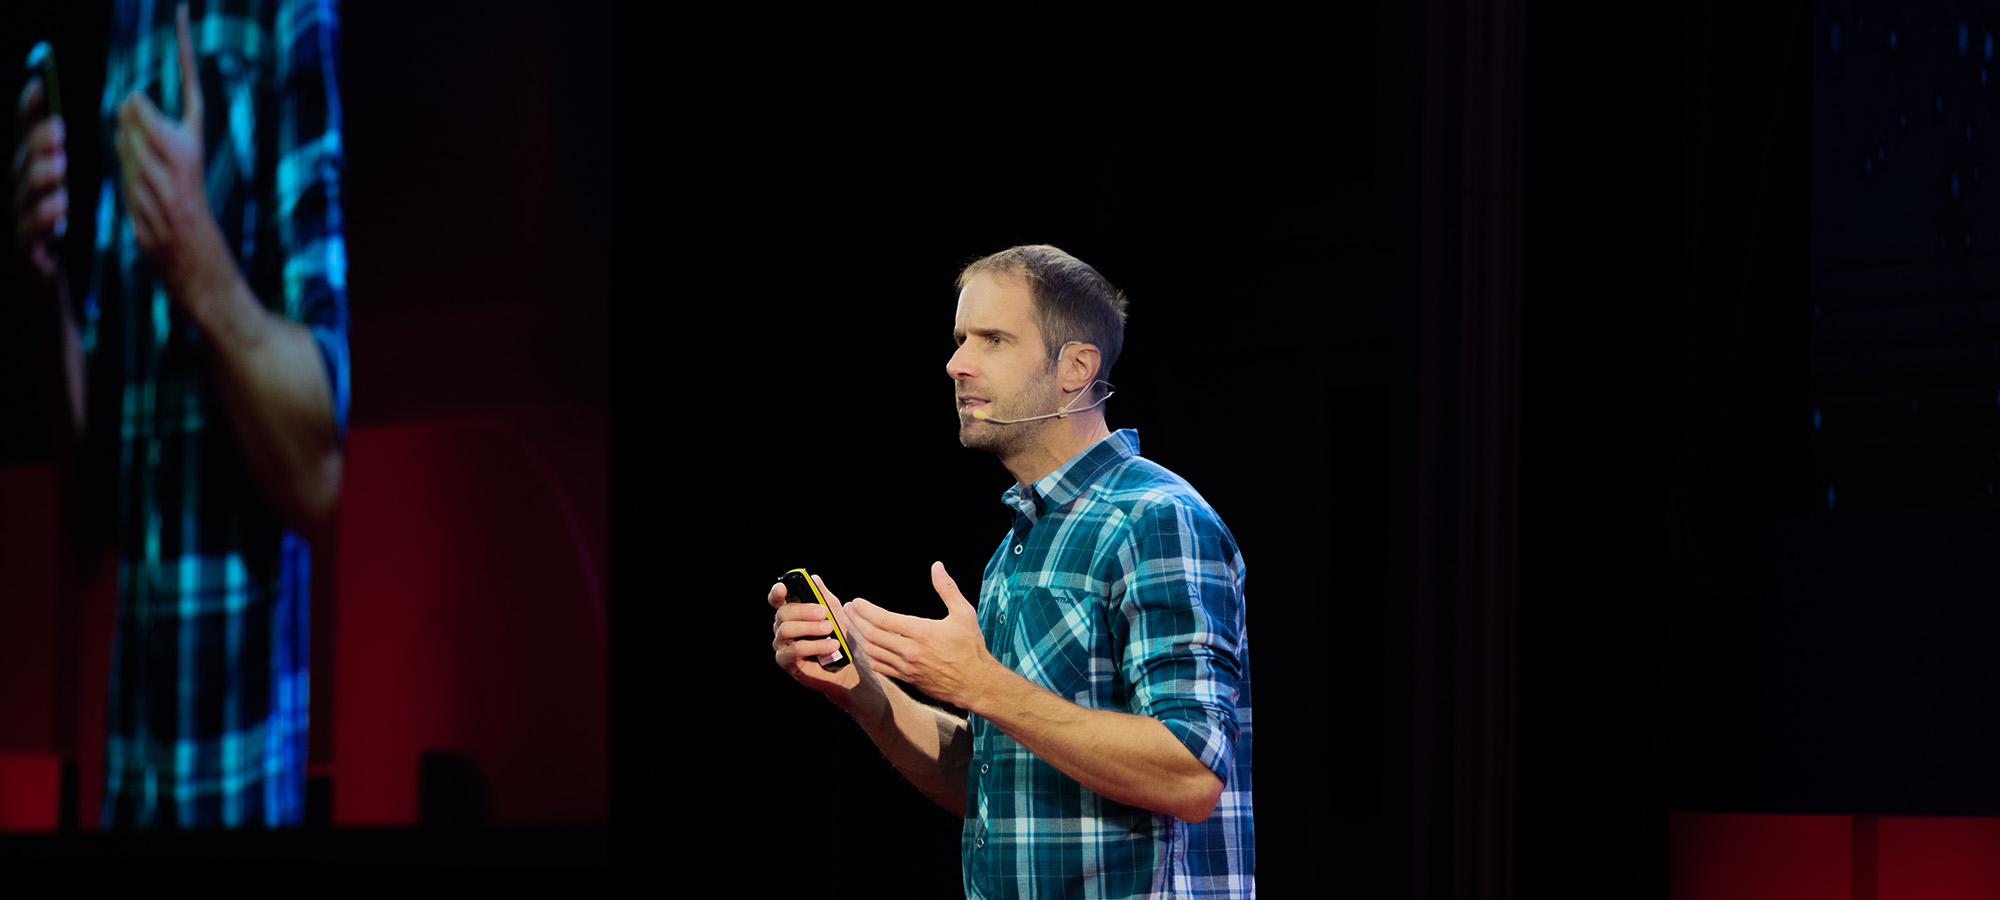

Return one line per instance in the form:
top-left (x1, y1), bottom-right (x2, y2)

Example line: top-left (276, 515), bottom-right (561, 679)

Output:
top-left (846, 561), bottom-right (999, 710)
top-left (116, 2), bottom-right (231, 307)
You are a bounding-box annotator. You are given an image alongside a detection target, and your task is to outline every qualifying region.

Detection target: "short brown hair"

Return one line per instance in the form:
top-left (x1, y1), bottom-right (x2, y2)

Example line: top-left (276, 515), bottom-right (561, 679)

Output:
top-left (956, 245), bottom-right (1129, 396)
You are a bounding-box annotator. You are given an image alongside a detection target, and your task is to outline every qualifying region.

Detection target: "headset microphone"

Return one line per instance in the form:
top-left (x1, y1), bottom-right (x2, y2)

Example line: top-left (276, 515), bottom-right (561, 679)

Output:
top-left (970, 381), bottom-right (1117, 424)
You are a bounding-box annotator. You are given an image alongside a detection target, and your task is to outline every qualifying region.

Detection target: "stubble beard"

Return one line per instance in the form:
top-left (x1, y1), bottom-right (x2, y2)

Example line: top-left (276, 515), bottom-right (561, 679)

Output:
top-left (958, 366), bottom-right (1064, 457)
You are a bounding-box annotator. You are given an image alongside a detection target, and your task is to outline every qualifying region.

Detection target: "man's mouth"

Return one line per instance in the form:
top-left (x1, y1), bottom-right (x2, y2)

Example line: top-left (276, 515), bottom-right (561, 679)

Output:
top-left (958, 396), bottom-right (990, 414)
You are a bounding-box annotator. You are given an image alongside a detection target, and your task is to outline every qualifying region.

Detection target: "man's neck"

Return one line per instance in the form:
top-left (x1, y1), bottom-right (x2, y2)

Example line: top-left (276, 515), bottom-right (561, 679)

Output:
top-left (1001, 413), bottom-right (1113, 489)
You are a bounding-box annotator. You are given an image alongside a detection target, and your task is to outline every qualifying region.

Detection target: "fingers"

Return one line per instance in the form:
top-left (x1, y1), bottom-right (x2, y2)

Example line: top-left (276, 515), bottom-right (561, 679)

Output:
top-left (15, 77), bottom-right (52, 172)
top-left (20, 125), bottom-right (66, 194)
top-left (773, 596), bottom-right (827, 627)
top-left (771, 588), bottom-right (831, 649)
top-left (771, 599), bottom-right (837, 666)
top-left (124, 89), bottom-right (183, 167)
top-left (175, 3), bottom-right (201, 131)
top-left (15, 80), bottom-right (52, 166)
top-left (846, 598), bottom-right (921, 637)
top-left (773, 617), bottom-right (835, 646)
top-left (127, 191), bottom-right (157, 250)
top-left (17, 76), bottom-right (45, 125)
top-left (14, 129), bottom-right (67, 252)
top-left (845, 598), bottom-right (884, 631)
top-left (847, 602), bottom-right (918, 661)
top-left (764, 620), bottom-right (828, 648)
top-left (810, 574), bottom-right (861, 632)
top-left (14, 110), bottom-right (65, 219)
top-left (27, 187), bottom-right (68, 238)
top-left (858, 636), bottom-right (913, 684)
top-left (773, 635), bottom-right (843, 674)
top-left (114, 98), bottom-right (174, 237)
top-left (114, 119), bottom-right (166, 249)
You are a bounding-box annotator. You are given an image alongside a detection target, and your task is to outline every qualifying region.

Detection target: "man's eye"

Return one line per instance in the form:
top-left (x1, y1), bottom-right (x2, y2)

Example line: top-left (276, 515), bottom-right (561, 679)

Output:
top-left (988, 336), bottom-right (1003, 347)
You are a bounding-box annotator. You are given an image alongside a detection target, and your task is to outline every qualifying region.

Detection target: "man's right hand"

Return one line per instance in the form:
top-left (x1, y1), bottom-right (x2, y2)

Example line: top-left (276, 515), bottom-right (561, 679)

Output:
top-left (770, 573), bottom-right (873, 701)
top-left (12, 71), bottom-right (67, 287)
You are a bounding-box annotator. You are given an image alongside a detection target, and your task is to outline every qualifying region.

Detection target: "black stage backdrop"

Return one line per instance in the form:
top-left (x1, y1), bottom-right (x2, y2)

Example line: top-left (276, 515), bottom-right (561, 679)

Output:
top-left (638, 1), bottom-right (1762, 899)
top-left (643, 2), bottom-right (1505, 898)
top-left (638, 1), bottom-right (1843, 898)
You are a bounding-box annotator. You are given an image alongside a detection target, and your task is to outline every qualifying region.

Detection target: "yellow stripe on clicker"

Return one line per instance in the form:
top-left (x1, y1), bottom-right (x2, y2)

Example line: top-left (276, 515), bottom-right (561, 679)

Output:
top-left (788, 568), bottom-right (855, 662)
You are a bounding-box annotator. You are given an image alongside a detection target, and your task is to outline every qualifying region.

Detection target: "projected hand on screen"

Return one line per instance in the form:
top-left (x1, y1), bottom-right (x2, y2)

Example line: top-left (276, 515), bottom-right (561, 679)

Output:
top-left (114, 2), bottom-right (234, 307)
top-left (105, 2), bottom-right (342, 544)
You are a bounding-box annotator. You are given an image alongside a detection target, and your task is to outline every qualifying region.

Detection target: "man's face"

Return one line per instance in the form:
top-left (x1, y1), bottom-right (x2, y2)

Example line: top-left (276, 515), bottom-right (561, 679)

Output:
top-left (948, 271), bottom-right (1061, 453)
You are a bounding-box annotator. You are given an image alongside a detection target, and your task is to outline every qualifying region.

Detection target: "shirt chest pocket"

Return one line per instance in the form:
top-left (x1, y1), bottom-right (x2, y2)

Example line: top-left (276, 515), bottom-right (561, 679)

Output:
top-left (1010, 583), bottom-right (1112, 702)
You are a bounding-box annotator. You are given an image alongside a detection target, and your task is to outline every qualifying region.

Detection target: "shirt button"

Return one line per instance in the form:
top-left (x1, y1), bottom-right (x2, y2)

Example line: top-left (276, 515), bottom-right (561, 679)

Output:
top-left (1013, 544), bottom-right (1023, 555)
top-left (981, 763), bottom-right (990, 774)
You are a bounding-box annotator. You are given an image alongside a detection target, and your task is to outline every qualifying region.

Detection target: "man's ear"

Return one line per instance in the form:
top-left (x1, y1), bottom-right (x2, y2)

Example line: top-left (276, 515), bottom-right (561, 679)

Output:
top-left (1061, 342), bottom-right (1102, 394)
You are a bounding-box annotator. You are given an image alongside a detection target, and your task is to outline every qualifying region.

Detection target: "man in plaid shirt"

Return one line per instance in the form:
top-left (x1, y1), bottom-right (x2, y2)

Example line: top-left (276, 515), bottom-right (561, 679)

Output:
top-left (11, 0), bottom-right (347, 827)
top-left (771, 245), bottom-right (1253, 898)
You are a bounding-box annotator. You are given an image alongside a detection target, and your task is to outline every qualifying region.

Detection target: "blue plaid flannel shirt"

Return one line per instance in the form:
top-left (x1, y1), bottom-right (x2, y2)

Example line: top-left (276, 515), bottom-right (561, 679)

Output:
top-left (965, 429), bottom-right (1255, 899)
top-left (83, 0), bottom-right (349, 828)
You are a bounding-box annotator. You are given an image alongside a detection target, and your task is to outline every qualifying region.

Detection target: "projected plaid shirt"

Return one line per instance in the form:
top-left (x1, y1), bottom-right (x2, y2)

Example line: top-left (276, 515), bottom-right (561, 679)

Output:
top-left (965, 430), bottom-right (1255, 899)
top-left (82, 0), bottom-right (349, 828)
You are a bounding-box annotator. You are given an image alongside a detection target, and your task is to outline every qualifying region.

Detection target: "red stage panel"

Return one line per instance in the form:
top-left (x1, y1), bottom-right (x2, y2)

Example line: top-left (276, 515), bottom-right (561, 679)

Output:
top-left (332, 419), bottom-right (606, 826)
top-left (1670, 813), bottom-right (1852, 900)
top-left (0, 753), bottom-right (61, 832)
top-left (0, 467), bottom-right (58, 754)
top-left (1879, 817), bottom-right (2000, 899)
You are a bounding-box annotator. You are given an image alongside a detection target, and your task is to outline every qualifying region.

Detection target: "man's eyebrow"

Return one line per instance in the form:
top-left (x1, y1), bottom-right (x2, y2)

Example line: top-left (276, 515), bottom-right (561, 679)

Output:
top-left (954, 327), bottom-right (1016, 344)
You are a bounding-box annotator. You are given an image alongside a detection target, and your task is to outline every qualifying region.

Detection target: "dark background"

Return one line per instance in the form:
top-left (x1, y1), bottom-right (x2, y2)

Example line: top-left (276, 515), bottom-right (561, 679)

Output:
top-left (3, 0), bottom-right (1995, 897)
top-left (647, 0), bottom-right (1985, 897)
top-left (654, 0), bottom-right (1533, 896)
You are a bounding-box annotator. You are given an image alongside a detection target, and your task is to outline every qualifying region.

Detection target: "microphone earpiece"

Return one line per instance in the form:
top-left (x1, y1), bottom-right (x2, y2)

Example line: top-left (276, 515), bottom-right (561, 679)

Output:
top-left (966, 381), bottom-right (1117, 425)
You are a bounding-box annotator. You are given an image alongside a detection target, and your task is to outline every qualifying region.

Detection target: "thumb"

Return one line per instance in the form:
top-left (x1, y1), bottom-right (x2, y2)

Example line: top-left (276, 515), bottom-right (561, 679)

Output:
top-left (931, 561), bottom-right (973, 615)
top-left (174, 3), bottom-right (201, 130)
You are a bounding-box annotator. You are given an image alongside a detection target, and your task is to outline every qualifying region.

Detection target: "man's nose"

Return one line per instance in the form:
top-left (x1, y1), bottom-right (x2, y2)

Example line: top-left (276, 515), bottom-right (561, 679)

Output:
top-left (947, 345), bottom-right (976, 380)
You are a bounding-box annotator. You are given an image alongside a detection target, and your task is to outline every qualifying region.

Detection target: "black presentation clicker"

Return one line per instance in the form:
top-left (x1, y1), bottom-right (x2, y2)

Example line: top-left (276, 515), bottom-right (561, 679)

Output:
top-left (781, 568), bottom-right (853, 671)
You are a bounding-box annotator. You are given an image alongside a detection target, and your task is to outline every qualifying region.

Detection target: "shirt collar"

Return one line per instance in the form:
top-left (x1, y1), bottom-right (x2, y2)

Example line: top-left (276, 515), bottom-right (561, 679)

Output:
top-left (1000, 429), bottom-right (1142, 522)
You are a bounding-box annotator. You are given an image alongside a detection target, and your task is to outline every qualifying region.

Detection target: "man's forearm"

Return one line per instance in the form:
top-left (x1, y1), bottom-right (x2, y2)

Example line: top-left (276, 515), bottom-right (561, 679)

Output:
top-left (179, 264), bottom-right (341, 544)
top-left (844, 571), bottom-right (1227, 823)
top-left (961, 662), bottom-right (1225, 824)
top-left (836, 677), bottom-right (970, 817)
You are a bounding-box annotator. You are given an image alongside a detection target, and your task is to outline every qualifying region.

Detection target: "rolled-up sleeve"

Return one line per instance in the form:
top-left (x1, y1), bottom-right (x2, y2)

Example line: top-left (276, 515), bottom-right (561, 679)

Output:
top-left (274, 0), bottom-right (349, 440)
top-left (1117, 495), bottom-right (1249, 781)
